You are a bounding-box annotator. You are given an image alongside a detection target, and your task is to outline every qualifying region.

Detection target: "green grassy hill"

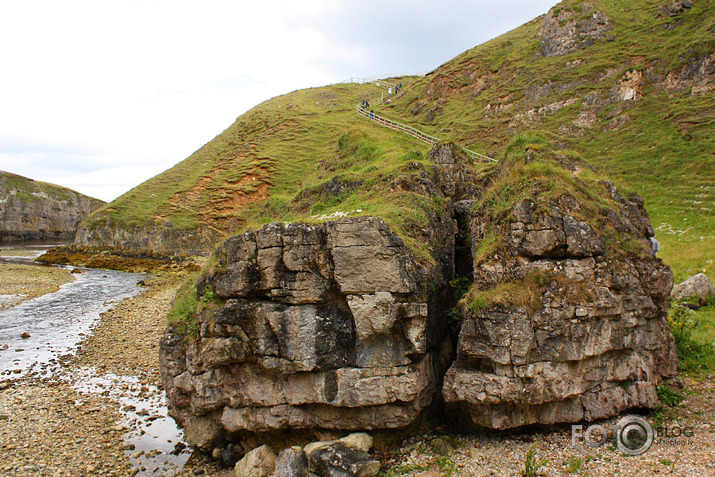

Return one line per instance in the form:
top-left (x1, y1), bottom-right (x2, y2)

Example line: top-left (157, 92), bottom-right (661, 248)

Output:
top-left (381, 0), bottom-right (714, 282)
top-left (84, 0), bottom-right (713, 282)
top-left (84, 79), bottom-right (462, 261)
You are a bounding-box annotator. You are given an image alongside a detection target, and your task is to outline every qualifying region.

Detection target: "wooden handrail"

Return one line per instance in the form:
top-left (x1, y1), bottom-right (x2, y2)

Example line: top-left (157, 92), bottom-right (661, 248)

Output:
top-left (349, 79), bottom-right (496, 163)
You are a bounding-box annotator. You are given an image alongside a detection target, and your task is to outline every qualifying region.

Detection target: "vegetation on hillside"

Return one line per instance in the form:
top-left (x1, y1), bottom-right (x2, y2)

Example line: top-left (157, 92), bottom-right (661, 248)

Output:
top-left (384, 0), bottom-right (714, 282)
top-left (87, 0), bottom-right (713, 284)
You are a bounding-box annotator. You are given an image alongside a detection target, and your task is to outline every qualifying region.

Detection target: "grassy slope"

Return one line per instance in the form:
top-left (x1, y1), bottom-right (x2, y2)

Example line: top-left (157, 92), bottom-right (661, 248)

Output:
top-left (88, 0), bottom-right (712, 283)
top-left (87, 79), bottom-right (460, 262)
top-left (384, 0), bottom-right (714, 283)
top-left (1, 170), bottom-right (104, 209)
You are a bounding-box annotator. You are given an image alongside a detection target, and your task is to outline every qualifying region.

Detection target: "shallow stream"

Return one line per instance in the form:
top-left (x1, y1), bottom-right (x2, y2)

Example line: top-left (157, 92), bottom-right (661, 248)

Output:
top-left (0, 243), bottom-right (192, 475)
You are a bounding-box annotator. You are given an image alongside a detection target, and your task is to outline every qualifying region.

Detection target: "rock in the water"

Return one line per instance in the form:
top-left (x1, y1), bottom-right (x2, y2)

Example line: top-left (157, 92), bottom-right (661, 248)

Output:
top-left (234, 445), bottom-right (277, 477)
top-left (20, 332), bottom-right (31, 339)
top-left (275, 447), bottom-right (308, 477)
top-left (672, 273), bottom-right (715, 301)
top-left (308, 443), bottom-right (380, 477)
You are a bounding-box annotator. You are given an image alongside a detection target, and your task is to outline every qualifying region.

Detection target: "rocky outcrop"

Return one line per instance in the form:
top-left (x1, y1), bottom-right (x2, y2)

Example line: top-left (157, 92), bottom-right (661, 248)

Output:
top-left (0, 171), bottom-right (103, 243)
top-left (661, 0), bottom-right (693, 17)
top-left (539, 3), bottom-right (614, 57)
top-left (442, 183), bottom-right (679, 429)
top-left (663, 53), bottom-right (715, 96)
top-left (160, 143), bottom-right (680, 453)
top-left (160, 216), bottom-right (453, 449)
top-left (74, 222), bottom-right (217, 257)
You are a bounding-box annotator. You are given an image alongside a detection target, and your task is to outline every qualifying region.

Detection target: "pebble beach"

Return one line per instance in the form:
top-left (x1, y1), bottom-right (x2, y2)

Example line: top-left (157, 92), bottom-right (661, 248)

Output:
top-left (0, 257), bottom-right (713, 476)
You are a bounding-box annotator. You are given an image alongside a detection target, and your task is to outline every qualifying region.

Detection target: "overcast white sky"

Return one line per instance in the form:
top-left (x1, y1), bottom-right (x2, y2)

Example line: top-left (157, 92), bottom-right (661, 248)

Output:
top-left (0, 0), bottom-right (558, 202)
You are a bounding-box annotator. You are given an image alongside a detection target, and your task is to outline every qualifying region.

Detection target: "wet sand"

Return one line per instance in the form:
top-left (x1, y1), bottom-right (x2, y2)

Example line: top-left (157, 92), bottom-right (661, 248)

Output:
top-left (0, 262), bottom-right (74, 309)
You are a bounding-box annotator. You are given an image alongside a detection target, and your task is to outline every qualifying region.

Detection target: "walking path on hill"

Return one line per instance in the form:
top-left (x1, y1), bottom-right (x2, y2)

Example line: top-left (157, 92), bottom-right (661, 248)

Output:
top-left (348, 77), bottom-right (496, 163)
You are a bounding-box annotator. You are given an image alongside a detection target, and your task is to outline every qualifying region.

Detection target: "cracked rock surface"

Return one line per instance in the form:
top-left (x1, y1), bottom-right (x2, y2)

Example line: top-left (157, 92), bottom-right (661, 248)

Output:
top-left (160, 216), bottom-right (453, 449)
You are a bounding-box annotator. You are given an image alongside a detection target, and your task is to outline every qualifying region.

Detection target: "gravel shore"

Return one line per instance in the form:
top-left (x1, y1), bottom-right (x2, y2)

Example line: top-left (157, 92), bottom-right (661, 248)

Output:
top-left (1, 262), bottom-right (714, 476)
top-left (0, 268), bottom-right (229, 477)
top-left (379, 377), bottom-right (715, 476)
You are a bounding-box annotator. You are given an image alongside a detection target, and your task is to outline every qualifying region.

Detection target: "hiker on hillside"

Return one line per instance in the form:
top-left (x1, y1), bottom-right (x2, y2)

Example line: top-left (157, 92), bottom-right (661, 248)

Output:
top-left (388, 87), bottom-right (393, 96)
top-left (650, 236), bottom-right (659, 255)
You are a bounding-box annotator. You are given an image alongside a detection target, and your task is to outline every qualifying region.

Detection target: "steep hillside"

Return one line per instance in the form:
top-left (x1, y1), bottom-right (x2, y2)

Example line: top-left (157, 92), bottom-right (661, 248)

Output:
top-left (383, 0), bottom-right (714, 282)
top-left (76, 0), bottom-right (713, 283)
top-left (0, 171), bottom-right (104, 242)
top-left (76, 80), bottom-right (450, 258)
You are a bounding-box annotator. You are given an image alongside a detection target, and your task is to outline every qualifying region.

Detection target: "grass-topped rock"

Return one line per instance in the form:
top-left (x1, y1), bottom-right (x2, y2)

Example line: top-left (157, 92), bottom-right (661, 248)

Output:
top-left (0, 170), bottom-right (103, 242)
top-left (443, 139), bottom-right (679, 429)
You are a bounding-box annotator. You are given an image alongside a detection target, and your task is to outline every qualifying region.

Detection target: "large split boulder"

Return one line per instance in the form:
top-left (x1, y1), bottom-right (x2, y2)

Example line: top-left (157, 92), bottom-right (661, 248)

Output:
top-left (160, 216), bottom-right (453, 449)
top-left (160, 143), bottom-right (679, 453)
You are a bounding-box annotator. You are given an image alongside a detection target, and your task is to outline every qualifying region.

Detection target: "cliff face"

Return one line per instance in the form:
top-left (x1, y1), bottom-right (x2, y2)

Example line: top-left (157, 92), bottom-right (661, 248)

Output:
top-left (74, 223), bottom-right (217, 258)
top-left (0, 171), bottom-right (104, 243)
top-left (159, 143), bottom-right (679, 452)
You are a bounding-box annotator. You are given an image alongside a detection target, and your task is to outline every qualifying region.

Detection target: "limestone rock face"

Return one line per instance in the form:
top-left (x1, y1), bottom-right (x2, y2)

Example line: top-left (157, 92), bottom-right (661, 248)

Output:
top-left (0, 170), bottom-right (103, 242)
top-left (539, 3), bottom-right (614, 57)
top-left (442, 186), bottom-right (679, 429)
top-left (74, 222), bottom-right (217, 257)
top-left (160, 216), bottom-right (452, 448)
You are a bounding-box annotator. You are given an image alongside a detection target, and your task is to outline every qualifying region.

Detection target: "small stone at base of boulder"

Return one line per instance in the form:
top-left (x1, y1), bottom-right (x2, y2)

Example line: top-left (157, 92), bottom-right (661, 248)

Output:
top-left (338, 433), bottom-right (373, 453)
top-left (308, 442), bottom-right (380, 477)
top-left (234, 444), bottom-right (277, 477)
top-left (275, 447), bottom-right (308, 477)
top-left (304, 433), bottom-right (374, 457)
